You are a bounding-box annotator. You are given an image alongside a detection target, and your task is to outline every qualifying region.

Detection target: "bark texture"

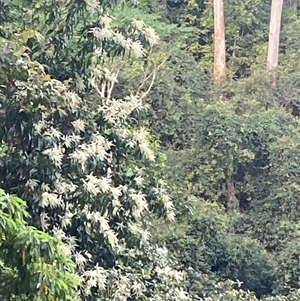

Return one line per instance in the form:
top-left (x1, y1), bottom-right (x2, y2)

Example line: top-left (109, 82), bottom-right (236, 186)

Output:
top-left (213, 0), bottom-right (226, 83)
top-left (267, 0), bottom-right (284, 88)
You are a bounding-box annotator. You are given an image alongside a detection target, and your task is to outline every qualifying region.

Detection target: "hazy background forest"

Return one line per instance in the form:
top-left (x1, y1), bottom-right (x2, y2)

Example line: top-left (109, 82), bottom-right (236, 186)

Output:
top-left (1, 0), bottom-right (300, 300)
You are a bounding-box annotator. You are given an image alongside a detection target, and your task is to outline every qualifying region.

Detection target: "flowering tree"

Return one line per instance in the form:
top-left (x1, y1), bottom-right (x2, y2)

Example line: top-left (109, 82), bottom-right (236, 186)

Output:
top-left (0, 1), bottom-right (191, 300)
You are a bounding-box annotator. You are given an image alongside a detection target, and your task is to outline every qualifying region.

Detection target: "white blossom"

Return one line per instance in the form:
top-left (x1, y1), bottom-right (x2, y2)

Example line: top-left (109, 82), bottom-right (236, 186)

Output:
top-left (64, 133), bottom-right (82, 148)
top-left (104, 229), bottom-right (119, 249)
top-left (166, 210), bottom-right (176, 222)
top-left (82, 174), bottom-right (101, 196)
top-left (72, 119), bottom-right (86, 133)
top-left (134, 175), bottom-right (144, 187)
top-left (41, 182), bottom-right (51, 192)
top-left (40, 192), bottom-right (64, 208)
top-left (174, 287), bottom-right (189, 300)
top-left (75, 73), bottom-right (86, 92)
top-left (110, 186), bottom-right (122, 200)
top-left (82, 264), bottom-right (108, 295)
top-left (91, 27), bottom-right (114, 40)
top-left (25, 179), bottom-right (39, 191)
top-left (98, 176), bottom-right (111, 192)
top-left (69, 148), bottom-right (89, 168)
top-left (53, 226), bottom-right (67, 240)
top-left (43, 127), bottom-right (62, 140)
top-left (40, 211), bottom-right (50, 230)
top-left (60, 210), bottom-right (74, 229)
top-left (132, 19), bottom-right (145, 31)
top-left (74, 251), bottom-right (88, 271)
top-left (33, 119), bottom-right (47, 134)
top-left (131, 41), bottom-right (145, 58)
top-left (129, 192), bottom-right (148, 218)
top-left (43, 145), bottom-right (64, 167)
top-left (143, 27), bottom-right (159, 46)
top-left (99, 15), bottom-right (114, 28)
top-left (131, 280), bottom-right (145, 295)
top-left (65, 235), bottom-right (78, 253)
top-left (113, 32), bottom-right (130, 49)
top-left (54, 176), bottom-right (77, 195)
top-left (65, 91), bottom-right (81, 109)
top-left (139, 141), bottom-right (155, 161)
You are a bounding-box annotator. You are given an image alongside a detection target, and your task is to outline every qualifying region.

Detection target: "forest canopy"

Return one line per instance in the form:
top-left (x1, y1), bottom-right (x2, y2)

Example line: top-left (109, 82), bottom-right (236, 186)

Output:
top-left (1, 0), bottom-right (300, 300)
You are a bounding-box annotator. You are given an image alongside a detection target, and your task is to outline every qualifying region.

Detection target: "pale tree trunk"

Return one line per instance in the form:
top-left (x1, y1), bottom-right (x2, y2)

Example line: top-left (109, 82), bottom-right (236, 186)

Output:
top-left (267, 0), bottom-right (284, 88)
top-left (213, 0), bottom-right (226, 83)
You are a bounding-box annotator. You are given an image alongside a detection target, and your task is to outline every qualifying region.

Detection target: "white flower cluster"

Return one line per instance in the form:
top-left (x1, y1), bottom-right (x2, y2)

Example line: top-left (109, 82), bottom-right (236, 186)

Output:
top-left (77, 259), bottom-right (191, 301)
top-left (100, 94), bottom-right (144, 125)
top-left (90, 14), bottom-right (159, 59)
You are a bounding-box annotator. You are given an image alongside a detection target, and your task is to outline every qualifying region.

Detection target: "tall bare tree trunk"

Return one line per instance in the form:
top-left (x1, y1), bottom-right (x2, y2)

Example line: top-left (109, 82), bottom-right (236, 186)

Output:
top-left (213, 0), bottom-right (226, 83)
top-left (267, 0), bottom-right (284, 88)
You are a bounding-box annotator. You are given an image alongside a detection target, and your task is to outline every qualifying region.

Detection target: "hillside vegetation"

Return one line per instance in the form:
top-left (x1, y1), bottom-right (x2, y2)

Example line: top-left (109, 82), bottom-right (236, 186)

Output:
top-left (1, 0), bottom-right (300, 300)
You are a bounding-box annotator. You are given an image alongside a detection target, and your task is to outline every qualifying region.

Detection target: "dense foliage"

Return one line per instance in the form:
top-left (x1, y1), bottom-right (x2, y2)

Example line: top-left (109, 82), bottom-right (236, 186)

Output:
top-left (0, 189), bottom-right (78, 300)
top-left (1, 0), bottom-right (300, 300)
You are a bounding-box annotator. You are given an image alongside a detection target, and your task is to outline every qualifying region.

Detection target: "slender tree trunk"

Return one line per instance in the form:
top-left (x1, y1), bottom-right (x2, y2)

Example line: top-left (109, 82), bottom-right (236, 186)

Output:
top-left (267, 0), bottom-right (284, 88)
top-left (225, 175), bottom-right (239, 233)
top-left (292, 0), bottom-right (298, 11)
top-left (213, 0), bottom-right (226, 83)
top-left (226, 176), bottom-right (239, 213)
